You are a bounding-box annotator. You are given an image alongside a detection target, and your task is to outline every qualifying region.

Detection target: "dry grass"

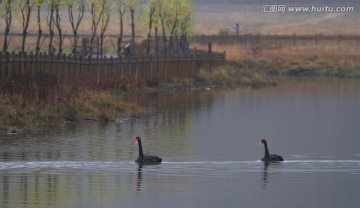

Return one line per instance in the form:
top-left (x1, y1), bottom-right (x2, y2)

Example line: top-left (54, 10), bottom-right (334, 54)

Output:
top-left (197, 63), bottom-right (276, 87)
top-left (193, 32), bottom-right (360, 79)
top-left (0, 90), bottom-right (142, 131)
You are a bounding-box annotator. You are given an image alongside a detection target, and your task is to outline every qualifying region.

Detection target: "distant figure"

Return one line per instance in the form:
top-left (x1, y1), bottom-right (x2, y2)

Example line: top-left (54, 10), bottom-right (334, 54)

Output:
top-left (259, 139), bottom-right (284, 162)
top-left (124, 43), bottom-right (132, 58)
top-left (135, 137), bottom-right (162, 165)
top-left (232, 23), bottom-right (244, 35)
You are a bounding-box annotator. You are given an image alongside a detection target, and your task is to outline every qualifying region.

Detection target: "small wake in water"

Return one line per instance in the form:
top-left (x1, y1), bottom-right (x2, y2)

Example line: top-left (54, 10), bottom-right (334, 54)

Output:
top-left (1, 160), bottom-right (360, 175)
top-left (0, 161), bottom-right (134, 171)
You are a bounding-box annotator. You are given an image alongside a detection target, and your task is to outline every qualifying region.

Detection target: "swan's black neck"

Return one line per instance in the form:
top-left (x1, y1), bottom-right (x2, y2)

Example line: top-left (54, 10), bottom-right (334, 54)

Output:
top-left (137, 139), bottom-right (144, 158)
top-left (263, 141), bottom-right (270, 156)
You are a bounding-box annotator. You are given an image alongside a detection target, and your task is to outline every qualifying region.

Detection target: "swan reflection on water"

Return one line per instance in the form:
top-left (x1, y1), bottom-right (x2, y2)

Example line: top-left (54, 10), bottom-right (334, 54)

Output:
top-left (136, 165), bottom-right (143, 192)
top-left (135, 163), bottom-right (162, 192)
top-left (261, 161), bottom-right (283, 190)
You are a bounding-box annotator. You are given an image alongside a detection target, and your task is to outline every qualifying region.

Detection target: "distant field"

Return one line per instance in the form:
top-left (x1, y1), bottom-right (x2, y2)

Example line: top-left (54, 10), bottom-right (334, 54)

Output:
top-left (194, 2), bottom-right (360, 71)
top-left (194, 3), bottom-right (360, 35)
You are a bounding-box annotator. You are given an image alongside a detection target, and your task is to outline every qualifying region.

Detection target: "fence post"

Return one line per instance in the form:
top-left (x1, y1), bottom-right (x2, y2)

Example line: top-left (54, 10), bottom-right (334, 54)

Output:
top-left (29, 52), bottom-right (33, 80)
top-left (164, 54), bottom-right (167, 81)
top-left (208, 42), bottom-right (212, 54)
top-left (120, 56), bottom-right (123, 80)
top-left (293, 33), bottom-right (296, 46)
top-left (149, 55), bottom-right (153, 79)
top-left (74, 55), bottom-right (78, 78)
top-left (5, 52), bottom-right (10, 77)
top-left (135, 56), bottom-right (139, 87)
top-left (0, 52), bottom-right (2, 79)
top-left (79, 56), bottom-right (83, 75)
top-left (50, 53), bottom-right (54, 73)
top-left (56, 54), bottom-right (61, 83)
top-left (11, 51), bottom-right (16, 75)
top-left (19, 52), bottom-right (23, 75)
top-left (97, 55), bottom-right (100, 84)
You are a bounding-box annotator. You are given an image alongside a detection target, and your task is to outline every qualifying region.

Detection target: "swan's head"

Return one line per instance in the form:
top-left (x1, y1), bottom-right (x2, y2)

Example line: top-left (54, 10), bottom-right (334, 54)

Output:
top-left (135, 137), bottom-right (141, 144)
top-left (259, 139), bottom-right (267, 145)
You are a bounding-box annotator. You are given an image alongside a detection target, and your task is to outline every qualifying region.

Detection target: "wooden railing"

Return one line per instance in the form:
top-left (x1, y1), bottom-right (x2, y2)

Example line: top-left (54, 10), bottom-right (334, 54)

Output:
top-left (0, 50), bottom-right (225, 87)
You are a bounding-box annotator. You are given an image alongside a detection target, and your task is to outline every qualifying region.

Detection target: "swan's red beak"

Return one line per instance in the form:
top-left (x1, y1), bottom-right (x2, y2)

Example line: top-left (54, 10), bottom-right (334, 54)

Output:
top-left (135, 138), bottom-right (139, 144)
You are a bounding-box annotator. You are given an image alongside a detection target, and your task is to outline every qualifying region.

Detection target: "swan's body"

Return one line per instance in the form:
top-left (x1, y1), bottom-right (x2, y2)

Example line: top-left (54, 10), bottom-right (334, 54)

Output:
top-left (260, 139), bottom-right (283, 162)
top-left (135, 137), bottom-right (162, 165)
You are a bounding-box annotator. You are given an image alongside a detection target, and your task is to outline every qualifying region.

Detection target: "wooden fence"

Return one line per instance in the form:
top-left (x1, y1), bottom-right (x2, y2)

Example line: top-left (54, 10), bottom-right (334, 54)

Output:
top-left (0, 50), bottom-right (225, 88)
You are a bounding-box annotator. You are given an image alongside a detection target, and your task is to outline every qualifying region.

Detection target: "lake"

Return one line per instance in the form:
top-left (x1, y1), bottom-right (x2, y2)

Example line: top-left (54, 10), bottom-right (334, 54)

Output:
top-left (1, 78), bottom-right (360, 208)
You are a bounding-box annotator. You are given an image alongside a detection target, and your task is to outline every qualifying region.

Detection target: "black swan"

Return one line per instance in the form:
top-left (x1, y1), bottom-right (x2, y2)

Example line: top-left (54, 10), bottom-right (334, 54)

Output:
top-left (259, 139), bottom-right (284, 162)
top-left (135, 137), bottom-right (162, 164)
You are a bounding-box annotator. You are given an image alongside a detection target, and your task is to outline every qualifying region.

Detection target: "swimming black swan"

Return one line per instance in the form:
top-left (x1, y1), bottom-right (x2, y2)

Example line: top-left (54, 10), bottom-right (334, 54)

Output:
top-left (259, 139), bottom-right (284, 162)
top-left (135, 137), bottom-right (162, 164)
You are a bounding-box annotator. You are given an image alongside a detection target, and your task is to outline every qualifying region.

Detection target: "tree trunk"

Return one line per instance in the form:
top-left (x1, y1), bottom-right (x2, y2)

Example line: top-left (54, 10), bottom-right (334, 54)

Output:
top-left (35, 5), bottom-right (42, 53)
top-left (21, 0), bottom-right (32, 52)
top-left (47, 6), bottom-right (55, 54)
top-left (130, 8), bottom-right (135, 56)
top-left (155, 26), bottom-right (158, 54)
top-left (2, 0), bottom-right (12, 52)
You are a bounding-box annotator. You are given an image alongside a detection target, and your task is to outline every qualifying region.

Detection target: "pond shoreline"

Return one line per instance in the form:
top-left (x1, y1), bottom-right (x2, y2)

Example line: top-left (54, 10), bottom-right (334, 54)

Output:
top-left (1, 62), bottom-right (358, 134)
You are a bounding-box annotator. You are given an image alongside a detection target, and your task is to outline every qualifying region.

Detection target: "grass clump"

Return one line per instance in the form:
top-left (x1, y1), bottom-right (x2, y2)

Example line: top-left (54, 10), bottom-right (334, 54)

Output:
top-left (197, 63), bottom-right (276, 88)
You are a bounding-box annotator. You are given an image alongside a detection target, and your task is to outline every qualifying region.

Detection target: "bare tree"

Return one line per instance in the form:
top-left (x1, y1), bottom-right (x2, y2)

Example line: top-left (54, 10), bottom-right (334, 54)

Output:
top-left (145, 1), bottom-right (156, 55)
top-left (124, 0), bottom-right (141, 56)
top-left (2, 0), bottom-right (14, 52)
top-left (117, 0), bottom-right (126, 56)
top-left (17, 0), bottom-right (35, 52)
top-left (35, 0), bottom-right (43, 53)
top-left (158, 0), bottom-right (168, 53)
top-left (88, 0), bottom-right (105, 56)
top-left (54, 1), bottom-right (65, 55)
top-left (67, 0), bottom-right (85, 55)
top-left (46, 0), bottom-right (56, 54)
top-left (99, 0), bottom-right (111, 57)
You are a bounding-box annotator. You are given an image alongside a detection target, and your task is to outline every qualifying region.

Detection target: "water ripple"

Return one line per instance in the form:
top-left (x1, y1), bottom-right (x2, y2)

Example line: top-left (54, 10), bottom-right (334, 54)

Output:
top-left (1, 160), bottom-right (360, 175)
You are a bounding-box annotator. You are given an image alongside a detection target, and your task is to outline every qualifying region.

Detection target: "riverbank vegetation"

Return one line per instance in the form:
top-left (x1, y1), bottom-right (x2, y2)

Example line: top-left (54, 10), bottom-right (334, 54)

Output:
top-left (194, 38), bottom-right (360, 78)
top-left (197, 63), bottom-right (276, 88)
top-left (0, 88), bottom-right (142, 133)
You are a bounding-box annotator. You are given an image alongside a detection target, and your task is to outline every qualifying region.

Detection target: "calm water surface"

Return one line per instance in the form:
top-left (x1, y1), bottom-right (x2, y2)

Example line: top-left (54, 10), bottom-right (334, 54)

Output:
top-left (1, 78), bottom-right (360, 208)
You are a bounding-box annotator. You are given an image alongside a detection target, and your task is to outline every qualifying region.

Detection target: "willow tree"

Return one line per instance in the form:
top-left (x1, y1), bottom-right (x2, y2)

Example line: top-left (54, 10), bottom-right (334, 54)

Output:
top-left (152, 0), bottom-right (166, 54)
top-left (16, 0), bottom-right (35, 52)
top-left (1, 0), bottom-right (14, 52)
top-left (67, 0), bottom-right (85, 55)
top-left (167, 0), bottom-right (193, 40)
top-left (166, 0), bottom-right (193, 54)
